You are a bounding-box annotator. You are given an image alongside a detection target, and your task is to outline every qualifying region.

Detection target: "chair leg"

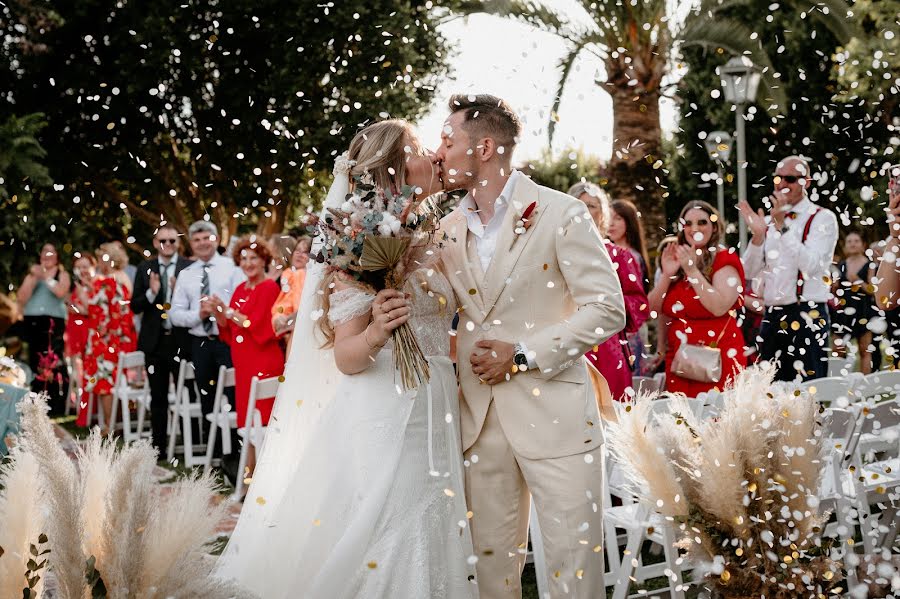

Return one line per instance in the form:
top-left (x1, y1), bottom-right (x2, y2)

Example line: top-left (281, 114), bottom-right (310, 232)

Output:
top-left (233, 433), bottom-right (250, 500)
top-left (118, 394), bottom-right (131, 442)
top-left (135, 399), bottom-right (147, 441)
top-left (613, 527), bottom-right (644, 599)
top-left (166, 408), bottom-right (178, 463)
top-left (182, 405), bottom-right (195, 468)
top-left (110, 392), bottom-right (120, 436)
top-left (203, 416), bottom-right (218, 476)
top-left (661, 523), bottom-right (686, 599)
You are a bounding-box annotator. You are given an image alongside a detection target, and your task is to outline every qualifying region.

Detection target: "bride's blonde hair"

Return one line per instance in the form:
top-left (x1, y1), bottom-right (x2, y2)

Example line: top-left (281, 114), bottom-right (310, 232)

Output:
top-left (318, 119), bottom-right (425, 347)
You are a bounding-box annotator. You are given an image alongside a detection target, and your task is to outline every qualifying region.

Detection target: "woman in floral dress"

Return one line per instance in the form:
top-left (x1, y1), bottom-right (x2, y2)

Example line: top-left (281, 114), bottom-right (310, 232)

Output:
top-left (82, 243), bottom-right (137, 435)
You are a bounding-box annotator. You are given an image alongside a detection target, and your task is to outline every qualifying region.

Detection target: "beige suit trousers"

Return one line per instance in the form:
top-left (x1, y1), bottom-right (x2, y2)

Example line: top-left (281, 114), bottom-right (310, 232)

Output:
top-left (465, 402), bottom-right (605, 599)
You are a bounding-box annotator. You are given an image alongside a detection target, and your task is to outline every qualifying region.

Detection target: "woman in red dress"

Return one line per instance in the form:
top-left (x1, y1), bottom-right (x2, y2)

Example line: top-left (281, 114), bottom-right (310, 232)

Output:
top-left (213, 237), bottom-right (285, 474)
top-left (67, 253), bottom-right (96, 424)
top-left (569, 183), bottom-right (650, 400)
top-left (81, 243), bottom-right (138, 433)
top-left (648, 201), bottom-right (746, 397)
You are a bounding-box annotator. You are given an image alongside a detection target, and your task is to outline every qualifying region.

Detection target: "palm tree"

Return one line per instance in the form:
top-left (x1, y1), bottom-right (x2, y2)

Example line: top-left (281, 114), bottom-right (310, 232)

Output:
top-left (446, 0), bottom-right (854, 244)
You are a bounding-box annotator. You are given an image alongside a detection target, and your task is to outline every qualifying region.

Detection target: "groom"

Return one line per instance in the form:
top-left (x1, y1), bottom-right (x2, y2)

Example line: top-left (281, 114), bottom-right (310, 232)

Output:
top-left (435, 94), bottom-right (626, 598)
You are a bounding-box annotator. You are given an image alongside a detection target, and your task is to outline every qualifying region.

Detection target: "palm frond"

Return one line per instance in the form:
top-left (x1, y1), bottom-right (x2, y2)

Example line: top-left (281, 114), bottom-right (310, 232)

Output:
top-left (679, 17), bottom-right (788, 114)
top-left (447, 0), bottom-right (589, 40)
top-left (548, 38), bottom-right (591, 146)
top-left (801, 0), bottom-right (856, 43)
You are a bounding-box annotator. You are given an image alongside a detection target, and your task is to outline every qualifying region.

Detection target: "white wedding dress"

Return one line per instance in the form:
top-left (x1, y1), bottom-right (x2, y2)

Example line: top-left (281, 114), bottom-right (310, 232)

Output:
top-left (215, 268), bottom-right (476, 599)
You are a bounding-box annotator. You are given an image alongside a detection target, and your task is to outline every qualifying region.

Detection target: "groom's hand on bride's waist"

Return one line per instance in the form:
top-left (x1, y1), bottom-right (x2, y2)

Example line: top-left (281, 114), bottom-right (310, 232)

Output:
top-left (470, 340), bottom-right (516, 385)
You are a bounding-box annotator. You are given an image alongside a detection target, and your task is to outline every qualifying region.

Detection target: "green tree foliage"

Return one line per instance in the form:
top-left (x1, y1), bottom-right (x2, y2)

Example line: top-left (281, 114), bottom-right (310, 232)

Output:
top-left (834, 0), bottom-right (900, 125)
top-left (669, 3), bottom-right (895, 245)
top-left (519, 148), bottom-right (603, 196)
top-left (0, 0), bottom-right (448, 277)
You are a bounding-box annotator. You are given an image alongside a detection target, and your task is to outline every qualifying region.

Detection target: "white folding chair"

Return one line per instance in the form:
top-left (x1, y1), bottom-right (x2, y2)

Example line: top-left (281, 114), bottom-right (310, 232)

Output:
top-left (697, 388), bottom-right (726, 419)
top-left (233, 375), bottom-right (280, 499)
top-left (109, 351), bottom-right (151, 443)
top-left (203, 366), bottom-right (237, 474)
top-left (165, 360), bottom-right (206, 466)
top-left (800, 376), bottom-right (860, 407)
top-left (818, 407), bottom-right (862, 587)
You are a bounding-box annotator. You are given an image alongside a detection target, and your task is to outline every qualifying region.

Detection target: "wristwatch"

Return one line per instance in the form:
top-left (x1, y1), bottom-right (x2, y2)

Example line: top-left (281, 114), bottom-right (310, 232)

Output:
top-left (513, 343), bottom-right (528, 371)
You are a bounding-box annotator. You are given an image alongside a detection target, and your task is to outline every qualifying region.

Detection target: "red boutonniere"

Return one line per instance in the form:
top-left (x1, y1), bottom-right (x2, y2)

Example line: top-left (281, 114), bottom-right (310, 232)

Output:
top-left (510, 201), bottom-right (538, 250)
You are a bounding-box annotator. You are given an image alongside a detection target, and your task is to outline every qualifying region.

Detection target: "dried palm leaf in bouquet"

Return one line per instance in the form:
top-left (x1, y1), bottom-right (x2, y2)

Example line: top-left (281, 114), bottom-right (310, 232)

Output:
top-left (606, 365), bottom-right (843, 599)
top-left (306, 173), bottom-right (441, 390)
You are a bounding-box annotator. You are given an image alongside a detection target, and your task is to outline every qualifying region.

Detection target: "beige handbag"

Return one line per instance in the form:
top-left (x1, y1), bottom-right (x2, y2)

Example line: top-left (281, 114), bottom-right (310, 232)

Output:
top-left (670, 320), bottom-right (731, 383)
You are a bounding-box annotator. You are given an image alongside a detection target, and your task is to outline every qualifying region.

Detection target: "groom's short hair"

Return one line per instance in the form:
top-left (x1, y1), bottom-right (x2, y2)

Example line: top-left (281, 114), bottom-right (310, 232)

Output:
top-left (448, 94), bottom-right (521, 151)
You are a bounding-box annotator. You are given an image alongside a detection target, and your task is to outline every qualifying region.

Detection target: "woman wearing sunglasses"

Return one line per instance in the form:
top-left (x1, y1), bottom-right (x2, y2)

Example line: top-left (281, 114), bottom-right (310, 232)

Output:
top-left (648, 200), bottom-right (747, 396)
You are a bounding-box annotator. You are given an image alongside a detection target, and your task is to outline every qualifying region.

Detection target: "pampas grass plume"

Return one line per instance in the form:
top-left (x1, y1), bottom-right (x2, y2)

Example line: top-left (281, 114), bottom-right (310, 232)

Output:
top-left (0, 448), bottom-right (45, 598)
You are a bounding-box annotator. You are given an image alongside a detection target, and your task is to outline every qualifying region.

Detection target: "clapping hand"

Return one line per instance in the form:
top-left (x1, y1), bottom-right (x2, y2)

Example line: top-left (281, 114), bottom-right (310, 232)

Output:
top-left (660, 244), bottom-right (681, 278)
top-left (737, 200), bottom-right (768, 244)
top-left (149, 272), bottom-right (161, 295)
top-left (674, 245), bottom-right (699, 275)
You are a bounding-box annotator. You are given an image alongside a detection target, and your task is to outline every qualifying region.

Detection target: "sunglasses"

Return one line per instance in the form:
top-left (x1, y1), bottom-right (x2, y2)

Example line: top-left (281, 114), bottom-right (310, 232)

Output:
top-left (774, 175), bottom-right (803, 184)
top-left (159, 239), bottom-right (178, 245)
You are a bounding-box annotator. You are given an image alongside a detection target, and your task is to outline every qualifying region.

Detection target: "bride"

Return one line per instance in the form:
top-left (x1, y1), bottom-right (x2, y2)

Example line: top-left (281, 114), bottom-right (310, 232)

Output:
top-left (215, 120), bottom-right (476, 599)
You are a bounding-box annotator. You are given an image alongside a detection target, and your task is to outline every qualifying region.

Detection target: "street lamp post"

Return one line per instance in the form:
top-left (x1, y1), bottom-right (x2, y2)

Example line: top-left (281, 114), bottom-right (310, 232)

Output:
top-left (720, 56), bottom-right (761, 253)
top-left (703, 130), bottom-right (733, 231)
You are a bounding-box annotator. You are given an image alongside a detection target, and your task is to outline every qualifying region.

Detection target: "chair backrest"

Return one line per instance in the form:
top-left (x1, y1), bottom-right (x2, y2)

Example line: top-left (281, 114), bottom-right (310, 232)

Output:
top-left (856, 370), bottom-right (900, 402)
top-left (212, 366), bottom-right (237, 412)
top-left (856, 399), bottom-right (900, 436)
top-left (697, 389), bottom-right (726, 419)
top-left (245, 375), bottom-right (281, 428)
top-left (115, 350), bottom-right (147, 389)
top-left (801, 376), bottom-right (856, 407)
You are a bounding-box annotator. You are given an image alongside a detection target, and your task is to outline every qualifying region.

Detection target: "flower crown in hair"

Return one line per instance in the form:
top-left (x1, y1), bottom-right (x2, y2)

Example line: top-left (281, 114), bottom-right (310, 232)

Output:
top-left (333, 152), bottom-right (357, 176)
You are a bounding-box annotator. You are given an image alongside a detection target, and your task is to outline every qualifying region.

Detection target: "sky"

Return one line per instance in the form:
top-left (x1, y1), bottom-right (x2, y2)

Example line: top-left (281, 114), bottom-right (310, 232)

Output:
top-left (414, 10), bottom-right (681, 164)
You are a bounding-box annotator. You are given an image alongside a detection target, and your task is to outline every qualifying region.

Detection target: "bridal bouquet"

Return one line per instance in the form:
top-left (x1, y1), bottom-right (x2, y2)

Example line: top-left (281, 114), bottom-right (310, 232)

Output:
top-left (606, 365), bottom-right (842, 598)
top-left (304, 173), bottom-right (440, 390)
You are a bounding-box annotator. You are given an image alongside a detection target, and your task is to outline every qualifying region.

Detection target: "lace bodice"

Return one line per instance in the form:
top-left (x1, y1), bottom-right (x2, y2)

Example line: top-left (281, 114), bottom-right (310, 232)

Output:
top-left (328, 269), bottom-right (457, 357)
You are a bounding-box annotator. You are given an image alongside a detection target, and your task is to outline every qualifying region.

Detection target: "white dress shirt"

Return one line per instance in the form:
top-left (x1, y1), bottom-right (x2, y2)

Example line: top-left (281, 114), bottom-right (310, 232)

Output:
top-left (460, 170), bottom-right (523, 273)
top-left (168, 253), bottom-right (246, 337)
top-left (742, 197), bottom-right (838, 306)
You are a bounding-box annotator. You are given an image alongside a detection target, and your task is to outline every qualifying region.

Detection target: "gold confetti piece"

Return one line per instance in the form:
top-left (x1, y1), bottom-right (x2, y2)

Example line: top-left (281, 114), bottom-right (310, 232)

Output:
top-left (468, 288), bottom-right (477, 295)
top-left (543, 264), bottom-right (549, 270)
top-left (466, 511), bottom-right (473, 519)
top-left (313, 519), bottom-right (321, 526)
top-left (296, 399), bottom-right (303, 408)
top-left (823, 570), bottom-right (834, 580)
top-left (255, 496), bottom-right (266, 505)
top-left (444, 489), bottom-right (456, 497)
top-left (593, 545), bottom-right (602, 553)
top-left (575, 569), bottom-right (584, 579)
top-left (367, 561), bottom-right (378, 569)
top-left (790, 321), bottom-right (800, 331)
top-left (553, 571), bottom-right (561, 578)
top-left (721, 570), bottom-right (731, 582)
top-left (735, 548), bottom-right (743, 556)
top-left (278, 375), bottom-right (286, 382)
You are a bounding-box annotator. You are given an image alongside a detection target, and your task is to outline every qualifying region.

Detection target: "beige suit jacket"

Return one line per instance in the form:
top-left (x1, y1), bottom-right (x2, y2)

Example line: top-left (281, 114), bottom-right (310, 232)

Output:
top-left (439, 174), bottom-right (626, 460)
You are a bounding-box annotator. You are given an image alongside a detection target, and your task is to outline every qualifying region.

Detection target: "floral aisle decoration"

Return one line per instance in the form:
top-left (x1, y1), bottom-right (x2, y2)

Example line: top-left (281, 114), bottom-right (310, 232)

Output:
top-left (0, 355), bottom-right (27, 388)
top-left (605, 365), bottom-right (843, 598)
top-left (304, 173), bottom-right (441, 390)
top-left (0, 393), bottom-right (248, 598)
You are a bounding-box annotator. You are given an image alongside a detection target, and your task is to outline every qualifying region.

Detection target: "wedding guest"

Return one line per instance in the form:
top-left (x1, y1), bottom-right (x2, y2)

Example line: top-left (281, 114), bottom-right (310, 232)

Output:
top-left (271, 235), bottom-right (312, 355)
top-left (67, 252), bottom-right (96, 425)
top-left (16, 243), bottom-right (71, 414)
top-left (874, 167), bottom-right (900, 361)
top-left (267, 234), bottom-right (297, 284)
top-left (569, 182), bottom-right (649, 400)
top-left (739, 156), bottom-right (838, 381)
top-left (608, 198), bottom-right (651, 374)
top-left (831, 231), bottom-right (876, 373)
top-left (83, 244), bottom-right (138, 435)
top-left (169, 221), bottom-right (245, 450)
top-left (212, 237), bottom-right (284, 476)
top-left (648, 201), bottom-right (746, 396)
top-left (132, 226), bottom-right (194, 455)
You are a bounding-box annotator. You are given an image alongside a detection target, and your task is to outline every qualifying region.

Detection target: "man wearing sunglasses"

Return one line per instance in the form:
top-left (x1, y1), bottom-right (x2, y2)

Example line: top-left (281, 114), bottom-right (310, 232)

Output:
top-left (132, 225), bottom-right (194, 457)
top-left (738, 156), bottom-right (838, 382)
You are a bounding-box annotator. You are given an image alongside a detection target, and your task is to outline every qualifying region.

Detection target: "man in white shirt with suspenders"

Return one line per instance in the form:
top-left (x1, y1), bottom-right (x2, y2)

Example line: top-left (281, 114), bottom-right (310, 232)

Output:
top-left (739, 156), bottom-right (838, 382)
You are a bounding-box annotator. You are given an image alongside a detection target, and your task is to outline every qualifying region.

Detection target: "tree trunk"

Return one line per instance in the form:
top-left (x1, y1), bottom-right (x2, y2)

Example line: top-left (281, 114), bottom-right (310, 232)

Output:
top-left (602, 83), bottom-right (668, 251)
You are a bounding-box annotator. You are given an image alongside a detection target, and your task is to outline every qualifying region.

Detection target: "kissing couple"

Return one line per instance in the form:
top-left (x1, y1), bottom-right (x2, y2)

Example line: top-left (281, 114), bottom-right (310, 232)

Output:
top-left (215, 94), bottom-right (626, 599)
